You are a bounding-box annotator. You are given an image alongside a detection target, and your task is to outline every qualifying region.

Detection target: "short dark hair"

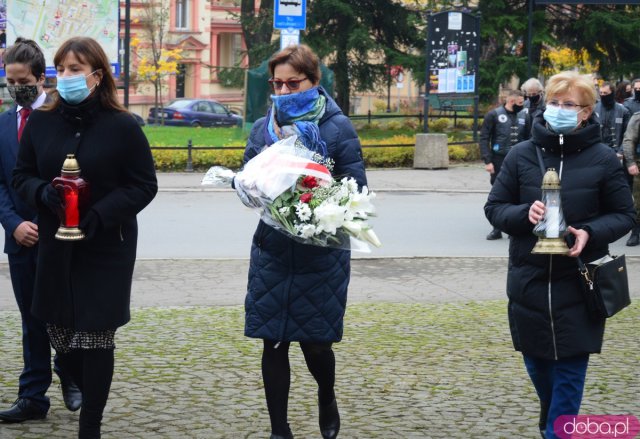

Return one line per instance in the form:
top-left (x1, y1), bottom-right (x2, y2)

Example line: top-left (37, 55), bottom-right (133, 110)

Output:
top-left (3, 37), bottom-right (46, 79)
top-left (599, 82), bottom-right (613, 93)
top-left (268, 44), bottom-right (321, 85)
top-left (507, 90), bottom-right (524, 98)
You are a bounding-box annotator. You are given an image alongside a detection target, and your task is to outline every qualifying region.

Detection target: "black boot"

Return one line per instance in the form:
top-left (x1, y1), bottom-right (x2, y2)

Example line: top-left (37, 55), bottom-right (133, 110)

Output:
top-left (78, 407), bottom-right (102, 439)
top-left (626, 227), bottom-right (640, 246)
top-left (319, 399), bottom-right (340, 439)
top-left (269, 424), bottom-right (293, 439)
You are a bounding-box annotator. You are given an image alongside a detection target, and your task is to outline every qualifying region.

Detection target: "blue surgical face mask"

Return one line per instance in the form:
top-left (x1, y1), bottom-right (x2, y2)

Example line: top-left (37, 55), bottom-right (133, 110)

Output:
top-left (543, 105), bottom-right (583, 134)
top-left (56, 71), bottom-right (97, 104)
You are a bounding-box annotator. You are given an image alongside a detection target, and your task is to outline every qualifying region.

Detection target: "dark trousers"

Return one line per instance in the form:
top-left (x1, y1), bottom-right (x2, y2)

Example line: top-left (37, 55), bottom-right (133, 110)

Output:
top-left (8, 246), bottom-right (60, 412)
top-left (523, 354), bottom-right (590, 439)
top-left (262, 340), bottom-right (336, 436)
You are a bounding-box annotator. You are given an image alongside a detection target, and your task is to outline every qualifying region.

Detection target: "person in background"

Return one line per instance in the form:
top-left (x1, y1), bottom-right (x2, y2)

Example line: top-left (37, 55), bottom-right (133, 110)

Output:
top-left (485, 71), bottom-right (634, 439)
top-left (623, 78), bottom-right (640, 114)
top-left (241, 44), bottom-right (366, 439)
top-left (593, 82), bottom-right (630, 157)
top-left (615, 80), bottom-right (631, 104)
top-left (0, 37), bottom-right (81, 423)
top-left (622, 111), bottom-right (640, 246)
top-left (480, 89), bottom-right (529, 240)
top-left (12, 36), bottom-right (157, 438)
top-left (522, 77), bottom-right (545, 116)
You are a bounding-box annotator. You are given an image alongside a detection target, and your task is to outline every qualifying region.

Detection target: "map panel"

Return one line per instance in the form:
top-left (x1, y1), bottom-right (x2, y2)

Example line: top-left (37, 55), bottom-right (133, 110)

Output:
top-left (4, 0), bottom-right (118, 76)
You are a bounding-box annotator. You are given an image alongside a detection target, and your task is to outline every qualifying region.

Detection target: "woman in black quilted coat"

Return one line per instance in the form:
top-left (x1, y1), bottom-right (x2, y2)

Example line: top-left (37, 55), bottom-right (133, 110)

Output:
top-left (242, 45), bottom-right (366, 439)
top-left (485, 71), bottom-right (634, 439)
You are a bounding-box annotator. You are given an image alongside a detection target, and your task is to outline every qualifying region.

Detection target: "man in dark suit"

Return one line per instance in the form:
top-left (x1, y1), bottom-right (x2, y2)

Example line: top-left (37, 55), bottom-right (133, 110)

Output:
top-left (0, 38), bottom-right (81, 423)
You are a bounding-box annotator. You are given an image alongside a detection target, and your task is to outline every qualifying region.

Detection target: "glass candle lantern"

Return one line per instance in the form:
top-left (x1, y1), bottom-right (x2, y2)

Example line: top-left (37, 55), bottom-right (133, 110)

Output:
top-left (531, 168), bottom-right (569, 254)
top-left (52, 154), bottom-right (90, 241)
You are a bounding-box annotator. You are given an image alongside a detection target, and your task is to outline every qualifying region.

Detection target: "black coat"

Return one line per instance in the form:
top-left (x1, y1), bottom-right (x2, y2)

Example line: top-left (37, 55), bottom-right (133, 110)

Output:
top-left (243, 90), bottom-right (367, 343)
top-left (485, 113), bottom-right (635, 360)
top-left (13, 97), bottom-right (157, 331)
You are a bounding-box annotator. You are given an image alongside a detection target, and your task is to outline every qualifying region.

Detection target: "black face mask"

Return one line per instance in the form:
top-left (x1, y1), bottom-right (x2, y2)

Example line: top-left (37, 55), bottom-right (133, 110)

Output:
top-left (528, 94), bottom-right (541, 105)
top-left (8, 84), bottom-right (39, 108)
top-left (635, 89), bottom-right (640, 101)
top-left (601, 93), bottom-right (615, 108)
top-left (512, 104), bottom-right (524, 113)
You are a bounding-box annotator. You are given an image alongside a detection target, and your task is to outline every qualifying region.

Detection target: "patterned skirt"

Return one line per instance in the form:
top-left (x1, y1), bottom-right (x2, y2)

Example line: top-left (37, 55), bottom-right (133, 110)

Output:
top-left (47, 324), bottom-right (116, 353)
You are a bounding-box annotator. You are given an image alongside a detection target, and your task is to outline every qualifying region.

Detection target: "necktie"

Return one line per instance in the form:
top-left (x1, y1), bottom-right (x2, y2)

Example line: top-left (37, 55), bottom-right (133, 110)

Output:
top-left (18, 108), bottom-right (32, 142)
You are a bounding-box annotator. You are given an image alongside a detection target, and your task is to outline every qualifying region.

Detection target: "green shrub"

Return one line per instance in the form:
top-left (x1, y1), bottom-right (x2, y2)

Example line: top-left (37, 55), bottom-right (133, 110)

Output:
top-left (448, 145), bottom-right (468, 161)
top-left (363, 147), bottom-right (414, 168)
top-left (152, 148), bottom-right (244, 171)
top-left (430, 118), bottom-right (451, 133)
top-left (386, 120), bottom-right (403, 130)
top-left (403, 118), bottom-right (420, 130)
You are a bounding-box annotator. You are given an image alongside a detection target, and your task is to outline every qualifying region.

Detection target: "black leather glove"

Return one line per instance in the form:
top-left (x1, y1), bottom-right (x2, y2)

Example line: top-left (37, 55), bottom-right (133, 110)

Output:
top-left (40, 184), bottom-right (63, 213)
top-left (79, 210), bottom-right (102, 240)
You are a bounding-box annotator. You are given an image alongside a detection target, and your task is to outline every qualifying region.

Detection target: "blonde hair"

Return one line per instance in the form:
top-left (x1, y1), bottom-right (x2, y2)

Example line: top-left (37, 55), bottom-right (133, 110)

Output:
top-left (544, 71), bottom-right (597, 109)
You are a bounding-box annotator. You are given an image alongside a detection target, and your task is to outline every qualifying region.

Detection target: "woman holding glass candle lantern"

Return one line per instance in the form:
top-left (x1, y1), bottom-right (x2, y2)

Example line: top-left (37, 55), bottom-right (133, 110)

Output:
top-left (12, 37), bottom-right (157, 438)
top-left (485, 71), bottom-right (634, 439)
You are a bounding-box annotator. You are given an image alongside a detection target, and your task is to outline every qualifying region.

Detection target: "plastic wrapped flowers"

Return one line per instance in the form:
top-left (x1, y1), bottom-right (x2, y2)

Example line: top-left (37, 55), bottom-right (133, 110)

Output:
top-left (202, 135), bottom-right (381, 252)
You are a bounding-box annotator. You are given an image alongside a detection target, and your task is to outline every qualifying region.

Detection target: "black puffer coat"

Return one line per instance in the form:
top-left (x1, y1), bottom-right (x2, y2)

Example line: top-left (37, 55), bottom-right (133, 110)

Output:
top-left (485, 113), bottom-right (635, 360)
top-left (243, 89), bottom-right (367, 343)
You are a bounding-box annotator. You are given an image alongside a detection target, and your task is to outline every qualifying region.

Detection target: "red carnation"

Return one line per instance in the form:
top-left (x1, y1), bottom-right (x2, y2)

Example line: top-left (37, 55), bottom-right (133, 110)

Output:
top-left (300, 192), bottom-right (313, 203)
top-left (301, 176), bottom-right (319, 189)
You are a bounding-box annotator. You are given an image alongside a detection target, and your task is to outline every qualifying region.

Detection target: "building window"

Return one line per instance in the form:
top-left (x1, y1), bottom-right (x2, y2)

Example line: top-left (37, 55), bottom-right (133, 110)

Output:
top-left (175, 0), bottom-right (190, 29)
top-left (219, 33), bottom-right (243, 67)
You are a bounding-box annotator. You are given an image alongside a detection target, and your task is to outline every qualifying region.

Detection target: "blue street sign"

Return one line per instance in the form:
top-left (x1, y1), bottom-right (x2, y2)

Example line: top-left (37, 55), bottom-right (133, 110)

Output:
top-left (274, 0), bottom-right (306, 30)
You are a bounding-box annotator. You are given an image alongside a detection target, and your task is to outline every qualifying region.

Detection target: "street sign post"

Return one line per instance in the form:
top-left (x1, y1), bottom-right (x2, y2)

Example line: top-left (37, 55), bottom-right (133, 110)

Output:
top-left (274, 0), bottom-right (306, 30)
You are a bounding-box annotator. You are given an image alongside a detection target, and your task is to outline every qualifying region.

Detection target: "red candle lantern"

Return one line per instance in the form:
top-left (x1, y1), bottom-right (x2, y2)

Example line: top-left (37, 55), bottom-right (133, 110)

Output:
top-left (53, 154), bottom-right (90, 241)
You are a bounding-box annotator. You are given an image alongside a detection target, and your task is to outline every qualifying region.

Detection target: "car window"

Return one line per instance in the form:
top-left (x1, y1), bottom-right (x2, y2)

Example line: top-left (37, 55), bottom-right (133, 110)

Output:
top-left (195, 102), bottom-right (214, 113)
top-left (211, 103), bottom-right (228, 115)
top-left (168, 100), bottom-right (193, 109)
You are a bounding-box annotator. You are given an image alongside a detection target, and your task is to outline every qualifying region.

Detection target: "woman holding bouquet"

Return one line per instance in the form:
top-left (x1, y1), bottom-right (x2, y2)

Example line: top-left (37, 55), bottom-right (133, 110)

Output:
top-left (12, 37), bottom-right (157, 438)
top-left (242, 44), bottom-right (366, 439)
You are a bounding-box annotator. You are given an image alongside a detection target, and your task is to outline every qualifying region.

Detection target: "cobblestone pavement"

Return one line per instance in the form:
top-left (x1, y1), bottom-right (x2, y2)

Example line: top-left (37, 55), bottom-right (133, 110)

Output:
top-left (1, 166), bottom-right (639, 438)
top-left (0, 298), bottom-right (638, 438)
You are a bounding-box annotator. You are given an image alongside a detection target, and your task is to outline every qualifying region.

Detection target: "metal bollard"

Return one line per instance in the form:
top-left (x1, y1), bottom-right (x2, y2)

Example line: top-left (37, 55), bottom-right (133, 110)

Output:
top-left (367, 110), bottom-right (371, 125)
top-left (185, 139), bottom-right (194, 172)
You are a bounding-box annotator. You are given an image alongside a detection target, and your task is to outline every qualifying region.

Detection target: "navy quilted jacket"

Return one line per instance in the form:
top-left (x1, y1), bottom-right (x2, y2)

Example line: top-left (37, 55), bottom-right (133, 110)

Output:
top-left (244, 88), bottom-right (367, 343)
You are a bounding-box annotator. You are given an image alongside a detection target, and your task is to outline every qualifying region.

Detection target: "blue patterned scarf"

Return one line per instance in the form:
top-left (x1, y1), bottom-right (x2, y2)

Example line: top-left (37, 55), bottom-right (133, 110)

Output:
top-left (266, 87), bottom-right (327, 156)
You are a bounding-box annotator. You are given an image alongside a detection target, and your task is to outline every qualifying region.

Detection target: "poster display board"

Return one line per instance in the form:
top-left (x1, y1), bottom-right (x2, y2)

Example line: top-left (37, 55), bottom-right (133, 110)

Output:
top-left (426, 11), bottom-right (480, 94)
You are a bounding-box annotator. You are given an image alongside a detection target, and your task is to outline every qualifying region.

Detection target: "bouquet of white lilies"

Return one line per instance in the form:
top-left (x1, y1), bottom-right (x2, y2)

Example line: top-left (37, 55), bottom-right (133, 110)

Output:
top-left (203, 136), bottom-right (381, 252)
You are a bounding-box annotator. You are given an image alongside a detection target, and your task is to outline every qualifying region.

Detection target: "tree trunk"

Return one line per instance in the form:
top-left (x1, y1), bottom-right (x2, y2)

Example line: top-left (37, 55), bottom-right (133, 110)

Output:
top-left (334, 40), bottom-right (350, 115)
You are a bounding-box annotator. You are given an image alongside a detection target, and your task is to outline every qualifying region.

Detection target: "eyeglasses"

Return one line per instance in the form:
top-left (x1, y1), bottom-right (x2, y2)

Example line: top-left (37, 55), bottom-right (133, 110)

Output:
top-left (547, 100), bottom-right (586, 111)
top-left (526, 92), bottom-right (542, 98)
top-left (268, 78), bottom-right (308, 91)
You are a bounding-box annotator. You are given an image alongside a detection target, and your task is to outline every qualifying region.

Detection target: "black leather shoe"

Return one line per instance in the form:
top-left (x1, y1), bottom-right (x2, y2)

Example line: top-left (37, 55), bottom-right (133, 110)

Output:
top-left (0, 398), bottom-right (47, 423)
top-left (60, 376), bottom-right (82, 412)
top-left (626, 233), bottom-right (639, 247)
top-left (319, 399), bottom-right (340, 439)
top-left (486, 228), bottom-right (502, 240)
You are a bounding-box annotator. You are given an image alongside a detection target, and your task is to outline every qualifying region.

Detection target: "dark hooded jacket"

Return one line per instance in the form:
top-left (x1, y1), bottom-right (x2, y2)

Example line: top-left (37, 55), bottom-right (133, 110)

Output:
top-left (485, 113), bottom-right (635, 360)
top-left (243, 88), bottom-right (367, 343)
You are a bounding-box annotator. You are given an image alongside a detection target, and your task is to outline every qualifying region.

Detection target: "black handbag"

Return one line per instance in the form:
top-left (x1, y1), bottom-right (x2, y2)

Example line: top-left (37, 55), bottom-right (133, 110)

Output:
top-left (577, 254), bottom-right (631, 319)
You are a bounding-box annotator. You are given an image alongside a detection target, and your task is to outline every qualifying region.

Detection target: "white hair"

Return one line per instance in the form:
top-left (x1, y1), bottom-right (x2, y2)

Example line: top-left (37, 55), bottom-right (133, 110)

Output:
top-left (521, 78), bottom-right (543, 93)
